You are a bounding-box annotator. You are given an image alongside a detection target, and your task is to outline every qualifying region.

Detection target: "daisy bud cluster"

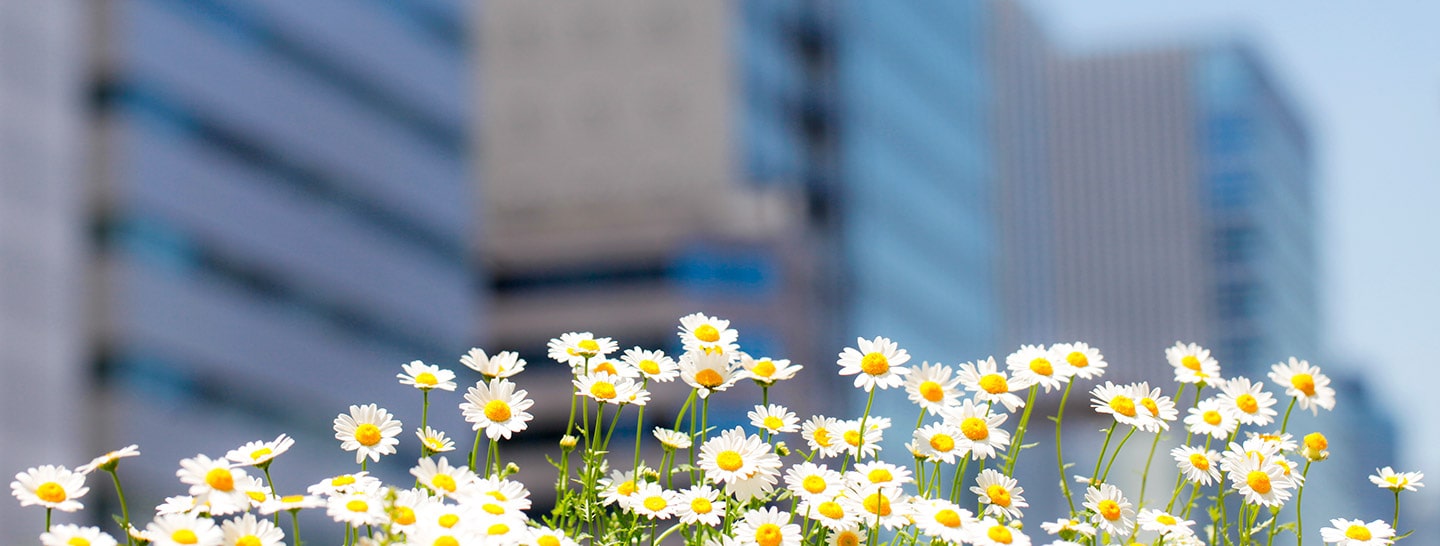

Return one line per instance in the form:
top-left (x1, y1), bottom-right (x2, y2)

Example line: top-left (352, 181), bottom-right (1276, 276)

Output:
top-left (5, 314), bottom-right (1422, 546)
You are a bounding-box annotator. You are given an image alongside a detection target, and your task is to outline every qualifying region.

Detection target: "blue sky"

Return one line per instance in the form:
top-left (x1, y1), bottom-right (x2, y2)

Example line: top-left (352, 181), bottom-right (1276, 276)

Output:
top-left (1023, 0), bottom-right (1440, 508)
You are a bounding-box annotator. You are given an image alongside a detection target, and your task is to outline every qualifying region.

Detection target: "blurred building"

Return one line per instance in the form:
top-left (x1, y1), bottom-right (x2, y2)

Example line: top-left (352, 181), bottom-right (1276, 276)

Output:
top-left (0, 0), bottom-right (89, 538)
top-left (86, 0), bottom-right (476, 523)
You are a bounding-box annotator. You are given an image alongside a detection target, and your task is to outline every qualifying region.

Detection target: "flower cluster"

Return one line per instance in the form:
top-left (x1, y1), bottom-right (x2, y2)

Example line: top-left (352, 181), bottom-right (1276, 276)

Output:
top-left (7, 313), bottom-right (1423, 546)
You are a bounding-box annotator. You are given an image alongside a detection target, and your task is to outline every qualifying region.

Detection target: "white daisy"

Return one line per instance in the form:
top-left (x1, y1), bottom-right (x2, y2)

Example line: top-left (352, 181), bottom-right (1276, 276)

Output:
top-left (904, 362), bottom-right (964, 415)
top-left (469, 475), bottom-right (532, 512)
top-left (679, 350), bottom-right (742, 398)
top-left (1370, 466), bottom-right (1424, 492)
top-left (326, 489), bottom-right (387, 526)
top-left (597, 469), bottom-right (642, 508)
top-left (1320, 518), bottom-right (1395, 546)
top-left (398, 360), bottom-right (458, 391)
top-left (411, 456), bottom-right (478, 498)
top-left (417, 426), bottom-right (457, 453)
top-left (155, 495), bottom-right (203, 516)
top-left (971, 517), bottom-right (1032, 546)
top-left (837, 416), bottom-right (890, 460)
top-left (1217, 377), bottom-right (1278, 426)
top-left (1090, 382), bottom-right (1150, 429)
top-left (1268, 357), bottom-right (1336, 415)
top-left (1184, 397), bottom-right (1238, 439)
top-left (911, 498), bottom-right (976, 544)
top-left (675, 484), bottom-right (723, 527)
top-left (573, 372), bottom-right (644, 406)
top-left (1133, 382), bottom-right (1179, 432)
top-left (783, 462), bottom-right (841, 502)
top-left (958, 356), bottom-right (1031, 412)
top-left (946, 398), bottom-right (1011, 460)
top-left (583, 356), bottom-right (640, 378)
top-left (547, 332), bottom-right (618, 368)
top-left (1007, 344), bottom-right (1069, 392)
top-left (76, 445), bottom-right (141, 474)
top-left (1228, 455), bottom-right (1294, 507)
top-left (220, 513), bottom-right (284, 546)
top-left (912, 422), bottom-right (964, 464)
top-left (40, 525), bottom-right (119, 546)
top-left (1138, 508), bottom-right (1194, 537)
top-left (749, 404), bottom-right (800, 435)
top-left (1171, 446), bottom-right (1221, 486)
top-left (971, 468), bottom-right (1028, 520)
top-left (333, 404), bottom-right (403, 464)
top-left (699, 428), bottom-right (783, 501)
top-left (225, 434), bottom-right (295, 468)
top-left (836, 336), bottom-right (912, 391)
top-left (625, 347), bottom-right (679, 382)
top-left (630, 482), bottom-right (678, 520)
top-left (175, 454), bottom-right (250, 516)
top-left (801, 416), bottom-right (844, 459)
top-left (801, 495), bottom-right (858, 531)
top-left (851, 461), bottom-right (912, 488)
top-left (257, 494), bottom-right (325, 515)
top-left (417, 501), bottom-right (478, 535)
top-left (825, 526), bottom-right (866, 546)
top-left (653, 427), bottom-right (693, 450)
top-left (678, 312), bottom-right (740, 356)
top-left (524, 527), bottom-right (579, 546)
top-left (460, 378), bottom-right (535, 440)
top-left (740, 353), bottom-right (803, 386)
top-left (10, 465), bottom-right (88, 512)
top-left (305, 472), bottom-right (380, 497)
top-left (841, 483), bottom-right (911, 530)
top-left (1083, 483), bottom-right (1134, 536)
top-left (461, 348), bottom-right (527, 379)
top-left (1167, 342), bottom-right (1220, 384)
top-left (1039, 517), bottom-right (1096, 538)
top-left (734, 507), bottom-right (801, 546)
top-left (1053, 342), bottom-right (1107, 381)
top-left (145, 514), bottom-right (223, 546)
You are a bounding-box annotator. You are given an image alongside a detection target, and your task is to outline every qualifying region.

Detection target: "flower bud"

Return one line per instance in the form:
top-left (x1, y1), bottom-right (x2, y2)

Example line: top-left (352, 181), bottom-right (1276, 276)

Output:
top-left (1302, 432), bottom-right (1329, 461)
top-left (560, 435), bottom-right (579, 451)
top-left (774, 442), bottom-right (791, 457)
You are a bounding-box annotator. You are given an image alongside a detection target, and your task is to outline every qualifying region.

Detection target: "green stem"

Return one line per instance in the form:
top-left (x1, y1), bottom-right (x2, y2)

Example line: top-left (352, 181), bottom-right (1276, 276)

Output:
top-left (1137, 428), bottom-right (1162, 509)
top-left (950, 458), bottom-right (970, 504)
top-left (1280, 397), bottom-right (1298, 434)
top-left (107, 469), bottom-right (133, 544)
top-left (1394, 490), bottom-right (1401, 532)
top-left (1100, 427), bottom-right (1136, 484)
top-left (45, 508), bottom-right (51, 533)
top-left (1004, 386), bottom-right (1039, 476)
top-left (856, 388), bottom-right (877, 462)
top-left (290, 509), bottom-right (302, 546)
top-left (635, 380), bottom-right (649, 471)
top-left (1091, 422), bottom-right (1117, 484)
top-left (1054, 380), bottom-right (1077, 515)
top-left (1296, 461), bottom-right (1311, 546)
top-left (469, 429), bottom-right (482, 471)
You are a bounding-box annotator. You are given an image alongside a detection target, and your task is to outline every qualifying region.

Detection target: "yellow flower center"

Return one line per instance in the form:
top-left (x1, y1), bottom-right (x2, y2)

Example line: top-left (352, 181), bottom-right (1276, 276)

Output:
top-left (482, 502), bottom-right (505, 515)
top-left (818, 501), bottom-right (845, 519)
top-left (643, 496), bottom-right (668, 511)
top-left (867, 468), bottom-right (893, 483)
top-left (247, 491), bottom-right (267, 502)
top-left (249, 447), bottom-right (273, 461)
top-left (618, 480), bottom-right (638, 496)
top-left (484, 399), bottom-right (513, 422)
top-left (1156, 514), bottom-right (1177, 525)
top-left (537, 537), bottom-right (561, 546)
top-left (395, 506), bottom-right (416, 525)
top-left (987, 525), bottom-right (1014, 544)
top-left (961, 417), bottom-right (990, 441)
top-left (424, 437), bottom-right (445, 450)
top-left (486, 490), bottom-right (508, 501)
top-left (1067, 351), bottom-right (1089, 368)
top-left (1290, 373), bottom-right (1316, 396)
top-left (987, 484), bottom-right (1012, 507)
top-left (438, 514), bottom-right (460, 528)
top-left (590, 382), bottom-right (617, 400)
top-left (1345, 525), bottom-right (1373, 541)
top-left (763, 416), bottom-right (785, 430)
top-left (36, 482), bottom-right (67, 503)
top-left (347, 500), bottom-right (369, 513)
top-left (279, 495), bottom-right (303, 504)
top-left (717, 451), bottom-right (744, 472)
top-left (1236, 394), bottom-right (1260, 414)
top-left (432, 474), bottom-right (457, 493)
top-left (236, 535), bottom-right (262, 546)
top-left (1029, 358), bottom-right (1053, 376)
top-left (1109, 396), bottom-right (1137, 417)
top-left (802, 475), bottom-right (828, 494)
top-left (205, 468), bottom-right (235, 491)
top-left (578, 339), bottom-right (600, 353)
top-left (1098, 499), bottom-right (1121, 521)
top-left (919, 381), bottom-right (945, 402)
top-left (1189, 453), bottom-right (1211, 470)
top-left (1140, 397), bottom-right (1160, 417)
top-left (694, 369), bottom-right (724, 388)
top-left (331, 475), bottom-right (356, 487)
top-left (1302, 432), bottom-right (1327, 451)
top-left (355, 424), bottom-right (383, 446)
top-left (844, 430), bottom-right (863, 447)
top-left (862, 493), bottom-right (892, 516)
top-left (433, 537), bottom-right (459, 546)
top-left (752, 360), bottom-right (776, 378)
top-left (930, 434), bottom-right (956, 452)
top-left (691, 497), bottom-right (714, 514)
top-left (755, 523), bottom-right (784, 546)
top-left (639, 359), bottom-right (661, 375)
top-left (171, 530), bottom-right (198, 545)
top-left (935, 508), bottom-right (963, 528)
top-left (593, 361), bottom-right (618, 375)
top-left (979, 374), bottom-right (1009, 394)
top-left (487, 523), bottom-right (510, 536)
top-left (1181, 355), bottom-right (1202, 371)
top-left (415, 372), bottom-right (438, 386)
top-left (1246, 471), bottom-right (1272, 494)
top-left (67, 538), bottom-right (91, 546)
top-left (694, 324), bottom-right (721, 343)
top-left (860, 352), bottom-right (890, 375)
top-left (813, 428), bottom-right (833, 447)
top-left (1203, 410), bottom-right (1223, 425)
top-left (835, 531), bottom-right (861, 546)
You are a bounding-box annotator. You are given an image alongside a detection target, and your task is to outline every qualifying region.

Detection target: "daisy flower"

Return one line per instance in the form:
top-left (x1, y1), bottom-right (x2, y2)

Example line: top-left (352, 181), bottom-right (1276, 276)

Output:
top-left (904, 362), bottom-right (963, 415)
top-left (333, 404), bottom-right (403, 463)
top-left (145, 514), bottom-right (223, 546)
top-left (1370, 467), bottom-right (1424, 492)
top-left (460, 378), bottom-right (535, 440)
top-left (410, 526), bottom-right (481, 546)
top-left (630, 482), bottom-right (678, 520)
top-left (735, 507), bottom-right (801, 546)
top-left (1217, 377), bottom-right (1278, 426)
top-left (784, 462), bottom-right (841, 502)
top-left (574, 372), bottom-right (645, 406)
top-left (10, 465), bottom-right (88, 512)
top-left (972, 517), bottom-right (1031, 546)
top-left (417, 426), bottom-right (457, 453)
top-left (155, 495), bottom-right (203, 516)
top-left (525, 527), bottom-right (579, 546)
top-left (699, 427), bottom-right (783, 500)
top-left (583, 356), bottom-right (640, 378)
top-left (971, 468), bottom-right (1028, 520)
top-left (470, 475), bottom-right (532, 513)
top-left (842, 483), bottom-right (911, 530)
top-left (41, 525), bottom-right (118, 546)
top-left (837, 416), bottom-right (890, 460)
top-left (1132, 382), bottom-right (1179, 432)
top-left (1083, 483), bottom-right (1134, 536)
top-left (411, 456), bottom-right (478, 498)
top-left (417, 501), bottom-right (477, 535)
top-left (1090, 382), bottom-right (1150, 429)
top-left (598, 469), bottom-right (642, 508)
top-left (398, 360), bottom-right (457, 391)
top-left (225, 434), bottom-right (295, 468)
top-left (1166, 342), bottom-right (1220, 384)
top-left (547, 332), bottom-right (617, 367)
top-left (1268, 357), bottom-right (1336, 414)
top-left (77, 445), bottom-right (141, 474)
top-left (947, 398), bottom-right (1011, 460)
top-left (749, 404), bottom-right (800, 435)
top-left (221, 513), bottom-right (284, 546)
top-left (826, 526), bottom-right (866, 546)
top-left (1040, 517), bottom-right (1096, 539)
top-left (1320, 518), bottom-right (1395, 546)
top-left (802, 416), bottom-right (844, 459)
top-left (654, 427), bottom-right (693, 450)
top-left (625, 347), bottom-right (679, 382)
top-left (327, 489), bottom-right (387, 526)
top-left (257, 494), bottom-right (325, 515)
top-left (836, 336), bottom-right (912, 391)
top-left (1303, 432), bottom-right (1330, 462)
top-left (679, 350), bottom-right (742, 398)
top-left (912, 422), bottom-right (964, 464)
top-left (1053, 341), bottom-right (1107, 381)
top-left (1171, 446), bottom-right (1221, 486)
top-left (460, 348), bottom-right (526, 379)
top-left (176, 455), bottom-right (250, 515)
top-left (1138, 508), bottom-right (1194, 537)
top-left (851, 461), bottom-right (912, 488)
top-left (306, 472), bottom-right (380, 497)
top-left (1184, 397), bottom-right (1238, 439)
top-left (740, 353), bottom-right (803, 386)
top-left (678, 312), bottom-right (740, 355)
top-left (911, 498), bottom-right (976, 544)
top-left (1007, 344), bottom-right (1069, 392)
top-left (801, 495), bottom-right (858, 531)
top-left (675, 484), bottom-right (724, 527)
top-left (958, 356), bottom-right (1031, 412)
top-left (1228, 455), bottom-right (1294, 507)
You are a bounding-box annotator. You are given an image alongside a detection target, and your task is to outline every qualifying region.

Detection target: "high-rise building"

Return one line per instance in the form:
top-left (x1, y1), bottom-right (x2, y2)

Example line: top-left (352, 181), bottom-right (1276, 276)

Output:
top-left (0, 0), bottom-right (89, 539)
top-left (87, 0), bottom-right (476, 518)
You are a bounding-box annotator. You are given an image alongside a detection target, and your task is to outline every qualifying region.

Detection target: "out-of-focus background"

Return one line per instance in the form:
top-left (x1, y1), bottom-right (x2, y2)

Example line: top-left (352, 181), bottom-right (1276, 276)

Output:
top-left (1, 0), bottom-right (1434, 542)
